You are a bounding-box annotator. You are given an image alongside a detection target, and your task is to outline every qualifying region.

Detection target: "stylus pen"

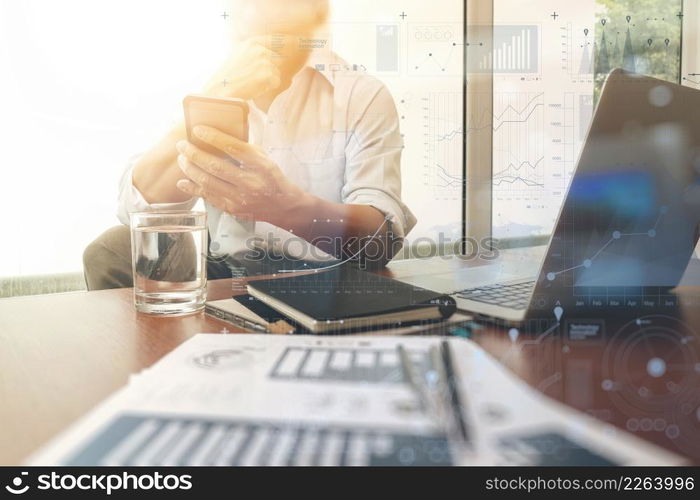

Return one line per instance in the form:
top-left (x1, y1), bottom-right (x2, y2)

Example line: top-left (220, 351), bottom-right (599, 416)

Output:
top-left (439, 340), bottom-right (470, 443)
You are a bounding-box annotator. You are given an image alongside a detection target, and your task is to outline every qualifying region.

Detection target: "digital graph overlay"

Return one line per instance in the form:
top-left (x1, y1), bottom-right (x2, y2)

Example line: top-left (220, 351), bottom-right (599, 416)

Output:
top-left (408, 23), bottom-right (464, 76)
top-left (545, 206), bottom-right (667, 283)
top-left (591, 9), bottom-right (682, 95)
top-left (561, 23), bottom-right (595, 81)
top-left (602, 315), bottom-right (700, 419)
top-left (466, 25), bottom-right (540, 74)
top-left (424, 92), bottom-right (463, 197)
top-left (492, 92), bottom-right (545, 196)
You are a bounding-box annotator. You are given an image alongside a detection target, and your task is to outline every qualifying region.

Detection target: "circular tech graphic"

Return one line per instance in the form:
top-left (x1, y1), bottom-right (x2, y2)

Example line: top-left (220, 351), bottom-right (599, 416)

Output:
top-left (191, 349), bottom-right (253, 370)
top-left (602, 315), bottom-right (700, 415)
top-left (668, 388), bottom-right (700, 460)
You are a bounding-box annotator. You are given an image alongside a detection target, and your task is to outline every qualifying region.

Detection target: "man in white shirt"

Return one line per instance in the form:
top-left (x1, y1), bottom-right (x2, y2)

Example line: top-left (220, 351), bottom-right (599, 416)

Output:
top-left (83, 0), bottom-right (415, 289)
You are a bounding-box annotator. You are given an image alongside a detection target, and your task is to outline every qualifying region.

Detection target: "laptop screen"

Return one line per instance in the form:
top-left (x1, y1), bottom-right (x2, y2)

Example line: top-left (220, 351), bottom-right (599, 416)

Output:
top-left (533, 71), bottom-right (700, 309)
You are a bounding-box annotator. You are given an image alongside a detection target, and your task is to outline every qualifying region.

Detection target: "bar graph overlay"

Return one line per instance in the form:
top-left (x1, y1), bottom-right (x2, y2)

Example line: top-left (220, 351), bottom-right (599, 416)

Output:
top-left (473, 25), bottom-right (539, 73)
top-left (269, 346), bottom-right (430, 384)
top-left (65, 414), bottom-right (453, 466)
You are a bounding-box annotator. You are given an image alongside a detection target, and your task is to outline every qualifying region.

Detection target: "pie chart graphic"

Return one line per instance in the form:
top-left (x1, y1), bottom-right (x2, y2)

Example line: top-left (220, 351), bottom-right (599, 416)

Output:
top-left (191, 349), bottom-right (253, 370)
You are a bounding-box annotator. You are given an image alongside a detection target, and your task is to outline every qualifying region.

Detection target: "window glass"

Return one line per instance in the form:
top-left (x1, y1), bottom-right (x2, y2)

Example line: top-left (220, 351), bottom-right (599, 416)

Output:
top-left (492, 0), bottom-right (682, 240)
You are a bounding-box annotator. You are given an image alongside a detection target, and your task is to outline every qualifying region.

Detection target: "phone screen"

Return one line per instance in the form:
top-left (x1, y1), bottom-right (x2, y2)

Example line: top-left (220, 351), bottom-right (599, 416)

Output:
top-left (183, 95), bottom-right (249, 158)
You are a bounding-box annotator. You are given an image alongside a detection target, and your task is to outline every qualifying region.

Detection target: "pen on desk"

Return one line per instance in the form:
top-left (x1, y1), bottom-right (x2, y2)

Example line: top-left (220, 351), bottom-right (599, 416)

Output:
top-left (439, 340), bottom-right (470, 443)
top-left (428, 342), bottom-right (470, 445)
top-left (397, 344), bottom-right (430, 413)
top-left (399, 342), bottom-right (470, 446)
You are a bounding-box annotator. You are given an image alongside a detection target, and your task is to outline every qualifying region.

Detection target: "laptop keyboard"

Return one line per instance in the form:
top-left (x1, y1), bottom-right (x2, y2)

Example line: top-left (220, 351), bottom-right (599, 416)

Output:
top-left (455, 280), bottom-right (535, 310)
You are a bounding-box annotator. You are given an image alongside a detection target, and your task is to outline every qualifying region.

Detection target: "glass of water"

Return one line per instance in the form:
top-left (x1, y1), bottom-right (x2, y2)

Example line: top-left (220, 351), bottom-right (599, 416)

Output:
top-left (130, 211), bottom-right (207, 315)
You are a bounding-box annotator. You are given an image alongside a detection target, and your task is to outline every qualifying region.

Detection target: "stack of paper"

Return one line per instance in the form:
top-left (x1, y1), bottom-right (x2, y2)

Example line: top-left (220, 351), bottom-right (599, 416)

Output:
top-left (29, 334), bottom-right (685, 466)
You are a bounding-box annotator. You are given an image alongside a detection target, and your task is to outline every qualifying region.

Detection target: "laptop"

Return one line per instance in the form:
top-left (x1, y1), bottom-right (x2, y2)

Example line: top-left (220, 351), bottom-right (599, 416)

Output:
top-left (402, 69), bottom-right (700, 323)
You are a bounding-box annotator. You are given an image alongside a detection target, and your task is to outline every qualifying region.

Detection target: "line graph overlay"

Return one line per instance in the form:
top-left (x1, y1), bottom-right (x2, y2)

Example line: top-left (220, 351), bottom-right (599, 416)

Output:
top-left (408, 23), bottom-right (464, 76)
top-left (492, 92), bottom-right (545, 196)
top-left (424, 92), bottom-right (463, 197)
top-left (493, 157), bottom-right (545, 188)
top-left (546, 206), bottom-right (668, 282)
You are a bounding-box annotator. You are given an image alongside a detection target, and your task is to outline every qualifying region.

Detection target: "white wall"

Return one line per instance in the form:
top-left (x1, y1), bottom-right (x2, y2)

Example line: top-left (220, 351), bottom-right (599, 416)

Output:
top-left (0, 0), bottom-right (463, 278)
top-left (0, 0), bottom-right (233, 277)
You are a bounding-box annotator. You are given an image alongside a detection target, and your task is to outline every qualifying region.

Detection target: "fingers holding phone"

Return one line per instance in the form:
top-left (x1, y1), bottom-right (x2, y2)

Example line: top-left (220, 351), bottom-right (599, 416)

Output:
top-left (176, 121), bottom-right (309, 224)
top-left (183, 95), bottom-right (249, 157)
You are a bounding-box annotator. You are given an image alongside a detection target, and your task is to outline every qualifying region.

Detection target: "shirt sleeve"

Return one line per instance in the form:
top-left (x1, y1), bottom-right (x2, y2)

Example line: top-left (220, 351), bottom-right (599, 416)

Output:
top-left (117, 155), bottom-right (197, 226)
top-left (340, 78), bottom-right (417, 240)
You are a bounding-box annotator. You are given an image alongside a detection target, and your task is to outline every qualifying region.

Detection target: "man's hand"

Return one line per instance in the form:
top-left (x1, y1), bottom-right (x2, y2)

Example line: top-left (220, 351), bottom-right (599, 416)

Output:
top-left (205, 38), bottom-right (282, 100)
top-left (175, 125), bottom-right (397, 266)
top-left (175, 125), bottom-right (311, 223)
top-left (131, 38), bottom-right (283, 205)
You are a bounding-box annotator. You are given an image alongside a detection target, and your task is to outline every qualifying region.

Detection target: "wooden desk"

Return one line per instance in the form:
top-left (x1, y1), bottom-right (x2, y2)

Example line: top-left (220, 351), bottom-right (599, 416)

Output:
top-left (1, 247), bottom-right (699, 465)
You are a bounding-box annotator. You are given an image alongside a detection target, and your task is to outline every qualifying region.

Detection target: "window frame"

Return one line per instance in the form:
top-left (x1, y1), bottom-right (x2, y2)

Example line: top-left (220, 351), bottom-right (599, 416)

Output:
top-left (681, 0), bottom-right (698, 80)
top-left (463, 0), bottom-right (494, 251)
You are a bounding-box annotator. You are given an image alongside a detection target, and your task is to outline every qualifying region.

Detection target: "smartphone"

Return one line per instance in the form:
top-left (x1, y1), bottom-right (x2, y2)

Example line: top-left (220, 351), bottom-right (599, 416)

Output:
top-left (183, 95), bottom-right (249, 158)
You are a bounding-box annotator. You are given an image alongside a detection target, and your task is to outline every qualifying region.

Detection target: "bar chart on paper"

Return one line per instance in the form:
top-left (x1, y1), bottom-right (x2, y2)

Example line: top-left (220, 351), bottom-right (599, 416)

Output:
top-left (64, 414), bottom-right (453, 466)
top-left (269, 346), bottom-right (431, 384)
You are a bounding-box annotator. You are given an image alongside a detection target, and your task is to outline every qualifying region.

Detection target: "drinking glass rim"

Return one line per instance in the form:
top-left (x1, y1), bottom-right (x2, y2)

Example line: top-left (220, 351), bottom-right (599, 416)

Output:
top-left (129, 210), bottom-right (207, 218)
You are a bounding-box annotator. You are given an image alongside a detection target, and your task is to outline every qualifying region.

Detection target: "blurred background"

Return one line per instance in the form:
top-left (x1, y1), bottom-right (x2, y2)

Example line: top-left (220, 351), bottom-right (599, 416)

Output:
top-left (0, 0), bottom-right (697, 296)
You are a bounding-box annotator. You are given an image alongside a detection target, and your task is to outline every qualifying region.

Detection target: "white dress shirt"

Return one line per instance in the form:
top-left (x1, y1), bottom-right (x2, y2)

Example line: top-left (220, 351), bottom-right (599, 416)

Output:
top-left (117, 51), bottom-right (416, 261)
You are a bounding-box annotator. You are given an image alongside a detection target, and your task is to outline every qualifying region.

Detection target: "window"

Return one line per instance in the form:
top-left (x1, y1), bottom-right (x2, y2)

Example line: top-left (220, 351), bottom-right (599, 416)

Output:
top-left (482, 0), bottom-right (693, 243)
top-left (0, 1), bottom-right (231, 281)
top-left (328, 0), bottom-right (464, 244)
